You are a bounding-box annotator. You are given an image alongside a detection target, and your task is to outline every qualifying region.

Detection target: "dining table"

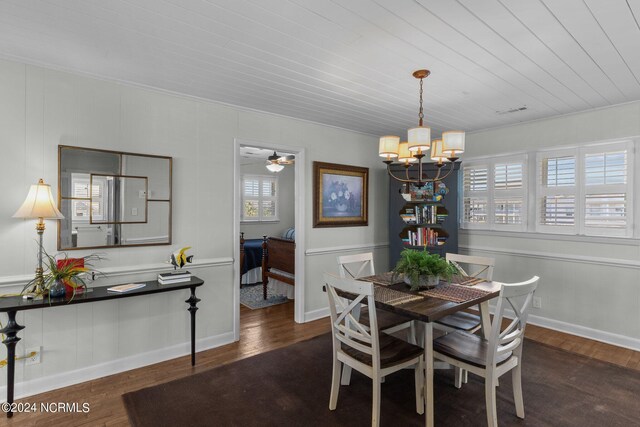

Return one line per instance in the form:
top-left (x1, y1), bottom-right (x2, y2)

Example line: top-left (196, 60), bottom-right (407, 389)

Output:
top-left (358, 272), bottom-right (502, 427)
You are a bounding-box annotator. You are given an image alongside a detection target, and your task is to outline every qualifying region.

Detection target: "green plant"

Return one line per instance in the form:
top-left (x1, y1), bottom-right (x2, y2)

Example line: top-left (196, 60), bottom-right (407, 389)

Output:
top-left (22, 250), bottom-right (103, 299)
top-left (392, 249), bottom-right (457, 290)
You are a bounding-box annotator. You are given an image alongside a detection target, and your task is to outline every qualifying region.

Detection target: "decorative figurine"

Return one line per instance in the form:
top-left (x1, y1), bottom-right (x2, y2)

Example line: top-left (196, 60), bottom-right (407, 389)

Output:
top-left (170, 247), bottom-right (194, 270)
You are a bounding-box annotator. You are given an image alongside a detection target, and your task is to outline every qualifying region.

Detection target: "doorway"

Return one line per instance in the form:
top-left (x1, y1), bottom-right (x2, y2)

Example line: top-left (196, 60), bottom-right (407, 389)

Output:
top-left (233, 139), bottom-right (306, 341)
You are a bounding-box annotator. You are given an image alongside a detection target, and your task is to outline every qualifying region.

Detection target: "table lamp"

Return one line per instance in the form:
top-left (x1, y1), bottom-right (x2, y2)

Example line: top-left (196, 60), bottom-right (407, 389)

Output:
top-left (13, 179), bottom-right (64, 294)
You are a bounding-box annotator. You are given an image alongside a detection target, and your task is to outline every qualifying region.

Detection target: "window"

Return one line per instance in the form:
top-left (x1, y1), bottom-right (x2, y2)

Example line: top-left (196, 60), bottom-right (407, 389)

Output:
top-left (536, 142), bottom-right (633, 237)
top-left (462, 155), bottom-right (527, 230)
top-left (71, 174), bottom-right (105, 221)
top-left (241, 175), bottom-right (279, 222)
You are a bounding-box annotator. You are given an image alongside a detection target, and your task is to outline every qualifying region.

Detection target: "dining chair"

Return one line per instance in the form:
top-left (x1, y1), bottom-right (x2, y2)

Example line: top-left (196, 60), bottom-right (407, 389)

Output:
top-left (324, 273), bottom-right (424, 427)
top-left (337, 253), bottom-right (417, 386)
top-left (433, 276), bottom-right (540, 427)
top-left (433, 253), bottom-right (496, 387)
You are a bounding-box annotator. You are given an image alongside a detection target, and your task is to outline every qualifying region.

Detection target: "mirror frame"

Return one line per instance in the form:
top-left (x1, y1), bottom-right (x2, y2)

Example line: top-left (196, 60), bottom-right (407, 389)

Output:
top-left (57, 145), bottom-right (173, 250)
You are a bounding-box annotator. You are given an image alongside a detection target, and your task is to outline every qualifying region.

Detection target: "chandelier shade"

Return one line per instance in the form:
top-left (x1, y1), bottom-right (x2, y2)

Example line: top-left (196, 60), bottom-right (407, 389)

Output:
top-left (378, 135), bottom-right (400, 158)
top-left (442, 130), bottom-right (465, 157)
top-left (430, 139), bottom-right (450, 163)
top-left (407, 126), bottom-right (431, 152)
top-left (397, 141), bottom-right (418, 164)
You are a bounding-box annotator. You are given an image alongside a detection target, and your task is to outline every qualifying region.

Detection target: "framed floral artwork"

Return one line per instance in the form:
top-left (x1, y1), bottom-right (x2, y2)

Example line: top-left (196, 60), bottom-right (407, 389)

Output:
top-left (313, 162), bottom-right (368, 227)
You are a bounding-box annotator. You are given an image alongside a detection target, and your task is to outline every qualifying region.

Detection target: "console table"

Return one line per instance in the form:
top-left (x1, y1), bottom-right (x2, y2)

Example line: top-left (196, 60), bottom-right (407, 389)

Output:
top-left (0, 276), bottom-right (204, 418)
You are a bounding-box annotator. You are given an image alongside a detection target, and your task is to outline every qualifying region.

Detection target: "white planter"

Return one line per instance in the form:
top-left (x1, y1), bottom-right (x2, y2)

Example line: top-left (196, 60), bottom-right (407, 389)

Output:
top-left (403, 274), bottom-right (440, 290)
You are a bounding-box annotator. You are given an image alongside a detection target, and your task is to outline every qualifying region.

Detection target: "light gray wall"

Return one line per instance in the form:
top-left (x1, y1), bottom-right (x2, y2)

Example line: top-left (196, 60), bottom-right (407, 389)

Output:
top-left (0, 58), bottom-right (389, 396)
top-left (462, 101), bottom-right (640, 347)
top-left (239, 160), bottom-right (295, 239)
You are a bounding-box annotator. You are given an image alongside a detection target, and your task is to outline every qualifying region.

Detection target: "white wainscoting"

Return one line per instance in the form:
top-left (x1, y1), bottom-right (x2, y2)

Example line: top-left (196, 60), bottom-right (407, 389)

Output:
top-left (305, 242), bottom-right (389, 256)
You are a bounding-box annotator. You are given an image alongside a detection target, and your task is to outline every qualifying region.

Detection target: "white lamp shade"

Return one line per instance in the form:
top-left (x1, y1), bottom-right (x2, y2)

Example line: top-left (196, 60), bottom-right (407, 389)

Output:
top-left (13, 179), bottom-right (64, 219)
top-left (378, 135), bottom-right (400, 158)
top-left (397, 142), bottom-right (418, 163)
top-left (442, 130), bottom-right (465, 156)
top-left (430, 139), bottom-right (450, 163)
top-left (266, 163), bottom-right (284, 173)
top-left (408, 126), bottom-right (431, 152)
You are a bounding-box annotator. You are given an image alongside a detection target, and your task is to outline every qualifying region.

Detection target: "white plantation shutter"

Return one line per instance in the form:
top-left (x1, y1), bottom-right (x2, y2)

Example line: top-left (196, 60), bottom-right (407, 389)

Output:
top-left (536, 142), bottom-right (633, 237)
top-left (462, 155), bottom-right (527, 230)
top-left (581, 145), bottom-right (632, 237)
top-left (463, 164), bottom-right (488, 227)
top-left (537, 149), bottom-right (577, 233)
top-left (241, 175), bottom-right (279, 221)
top-left (493, 158), bottom-right (526, 229)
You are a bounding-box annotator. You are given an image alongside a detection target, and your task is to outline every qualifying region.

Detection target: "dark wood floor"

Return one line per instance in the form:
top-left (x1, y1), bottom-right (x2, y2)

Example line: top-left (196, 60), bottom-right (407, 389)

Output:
top-left (4, 301), bottom-right (639, 426)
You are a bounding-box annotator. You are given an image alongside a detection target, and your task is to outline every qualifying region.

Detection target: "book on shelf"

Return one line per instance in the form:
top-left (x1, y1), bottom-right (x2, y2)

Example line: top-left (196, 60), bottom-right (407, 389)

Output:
top-left (107, 283), bottom-right (146, 293)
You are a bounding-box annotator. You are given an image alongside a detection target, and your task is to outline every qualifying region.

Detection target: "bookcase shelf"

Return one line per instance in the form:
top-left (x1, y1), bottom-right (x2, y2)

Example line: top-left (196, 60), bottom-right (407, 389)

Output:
top-left (388, 163), bottom-right (459, 267)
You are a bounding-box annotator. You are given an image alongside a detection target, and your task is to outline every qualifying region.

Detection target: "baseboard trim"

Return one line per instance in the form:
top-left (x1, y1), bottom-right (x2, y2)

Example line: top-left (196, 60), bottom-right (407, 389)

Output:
top-left (305, 242), bottom-right (389, 256)
top-left (304, 306), bottom-right (330, 322)
top-left (4, 331), bottom-right (236, 400)
top-left (0, 257), bottom-right (234, 288)
top-left (471, 304), bottom-right (640, 352)
top-left (525, 313), bottom-right (640, 352)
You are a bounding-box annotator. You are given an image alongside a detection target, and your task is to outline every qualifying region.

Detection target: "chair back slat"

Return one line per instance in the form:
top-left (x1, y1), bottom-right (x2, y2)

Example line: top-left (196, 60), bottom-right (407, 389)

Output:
top-left (337, 253), bottom-right (375, 279)
top-left (324, 273), bottom-right (380, 365)
top-left (487, 276), bottom-right (539, 366)
top-left (446, 253), bottom-right (495, 281)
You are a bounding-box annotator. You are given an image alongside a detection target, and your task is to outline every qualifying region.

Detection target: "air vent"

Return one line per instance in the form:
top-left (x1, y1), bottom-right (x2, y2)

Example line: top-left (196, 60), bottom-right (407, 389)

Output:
top-left (496, 106), bottom-right (527, 115)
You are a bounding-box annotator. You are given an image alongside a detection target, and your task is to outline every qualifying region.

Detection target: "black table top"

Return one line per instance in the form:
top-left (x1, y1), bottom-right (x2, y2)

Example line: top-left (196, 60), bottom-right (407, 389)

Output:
top-left (0, 277), bottom-right (204, 312)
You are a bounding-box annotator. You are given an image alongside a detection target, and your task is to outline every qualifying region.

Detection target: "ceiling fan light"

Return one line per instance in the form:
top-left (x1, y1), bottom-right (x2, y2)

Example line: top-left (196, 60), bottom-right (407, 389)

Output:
top-left (266, 163), bottom-right (284, 173)
top-left (379, 135), bottom-right (400, 158)
top-left (442, 130), bottom-right (465, 156)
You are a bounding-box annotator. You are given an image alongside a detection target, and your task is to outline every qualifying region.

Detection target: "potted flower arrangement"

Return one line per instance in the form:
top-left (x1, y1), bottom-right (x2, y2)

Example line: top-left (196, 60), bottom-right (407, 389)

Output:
top-left (23, 251), bottom-right (102, 300)
top-left (392, 249), bottom-right (457, 291)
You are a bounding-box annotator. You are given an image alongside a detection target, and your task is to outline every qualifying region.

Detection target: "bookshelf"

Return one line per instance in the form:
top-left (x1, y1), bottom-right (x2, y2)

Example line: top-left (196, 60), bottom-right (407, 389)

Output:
top-left (388, 163), bottom-right (459, 268)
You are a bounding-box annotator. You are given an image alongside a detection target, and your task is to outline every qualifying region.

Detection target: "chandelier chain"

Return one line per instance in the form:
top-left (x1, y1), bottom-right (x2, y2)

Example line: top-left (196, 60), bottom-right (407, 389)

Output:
top-left (418, 77), bottom-right (424, 127)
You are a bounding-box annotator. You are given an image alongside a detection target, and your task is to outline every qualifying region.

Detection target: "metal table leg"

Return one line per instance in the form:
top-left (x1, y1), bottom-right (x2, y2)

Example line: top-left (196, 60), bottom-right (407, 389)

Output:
top-left (1, 311), bottom-right (24, 418)
top-left (186, 287), bottom-right (201, 366)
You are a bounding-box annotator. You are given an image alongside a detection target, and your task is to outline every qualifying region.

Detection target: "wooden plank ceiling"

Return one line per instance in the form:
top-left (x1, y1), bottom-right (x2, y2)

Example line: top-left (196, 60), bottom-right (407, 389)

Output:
top-left (0, 0), bottom-right (639, 137)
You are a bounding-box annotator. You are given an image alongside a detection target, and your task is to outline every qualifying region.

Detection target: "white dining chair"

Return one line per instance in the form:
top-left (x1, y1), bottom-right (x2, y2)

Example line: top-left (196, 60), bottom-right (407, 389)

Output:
top-left (436, 253), bottom-right (496, 387)
top-left (324, 273), bottom-right (424, 427)
top-left (337, 253), bottom-right (417, 386)
top-left (433, 276), bottom-right (540, 427)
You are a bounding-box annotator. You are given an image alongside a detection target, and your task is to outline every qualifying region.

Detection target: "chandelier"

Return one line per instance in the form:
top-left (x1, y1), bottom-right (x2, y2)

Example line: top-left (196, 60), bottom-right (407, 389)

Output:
top-left (266, 151), bottom-right (295, 173)
top-left (378, 69), bottom-right (465, 188)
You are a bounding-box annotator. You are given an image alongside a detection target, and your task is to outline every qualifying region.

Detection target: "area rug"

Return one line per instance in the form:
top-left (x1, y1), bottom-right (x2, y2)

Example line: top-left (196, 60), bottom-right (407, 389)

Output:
top-left (123, 334), bottom-right (640, 427)
top-left (240, 282), bottom-right (288, 309)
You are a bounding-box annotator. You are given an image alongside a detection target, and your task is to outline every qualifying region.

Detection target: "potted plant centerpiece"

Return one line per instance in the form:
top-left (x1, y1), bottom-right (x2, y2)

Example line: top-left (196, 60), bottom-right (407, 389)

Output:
top-left (392, 249), bottom-right (456, 291)
top-left (23, 251), bottom-right (102, 299)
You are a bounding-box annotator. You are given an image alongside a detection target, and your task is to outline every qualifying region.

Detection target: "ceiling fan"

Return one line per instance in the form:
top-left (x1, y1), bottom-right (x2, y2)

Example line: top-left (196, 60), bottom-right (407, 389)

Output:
top-left (266, 151), bottom-right (295, 172)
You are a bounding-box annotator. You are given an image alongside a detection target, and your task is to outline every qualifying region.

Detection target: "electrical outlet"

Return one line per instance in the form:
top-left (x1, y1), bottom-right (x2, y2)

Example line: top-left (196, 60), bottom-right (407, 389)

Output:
top-left (533, 297), bottom-right (542, 309)
top-left (25, 346), bottom-right (41, 365)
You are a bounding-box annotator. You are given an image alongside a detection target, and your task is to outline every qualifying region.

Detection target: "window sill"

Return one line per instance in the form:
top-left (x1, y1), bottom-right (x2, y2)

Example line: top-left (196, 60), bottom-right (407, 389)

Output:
top-left (459, 228), bottom-right (640, 246)
top-left (241, 220), bottom-right (280, 224)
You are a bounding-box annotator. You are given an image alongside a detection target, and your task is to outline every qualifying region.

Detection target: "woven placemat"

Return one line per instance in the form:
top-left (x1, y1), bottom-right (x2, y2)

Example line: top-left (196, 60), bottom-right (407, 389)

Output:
top-left (449, 274), bottom-right (487, 287)
top-left (374, 285), bottom-right (423, 306)
top-left (359, 272), bottom-right (401, 287)
top-left (419, 284), bottom-right (490, 303)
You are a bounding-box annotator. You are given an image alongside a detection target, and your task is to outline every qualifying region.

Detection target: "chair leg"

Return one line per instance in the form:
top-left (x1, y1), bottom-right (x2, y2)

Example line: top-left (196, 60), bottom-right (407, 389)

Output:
top-left (415, 358), bottom-right (425, 415)
top-left (454, 367), bottom-right (462, 389)
top-left (372, 373), bottom-right (381, 427)
top-left (513, 364), bottom-right (525, 418)
top-left (485, 377), bottom-right (498, 427)
top-left (463, 369), bottom-right (468, 384)
top-left (329, 358), bottom-right (341, 410)
top-left (341, 364), bottom-right (353, 385)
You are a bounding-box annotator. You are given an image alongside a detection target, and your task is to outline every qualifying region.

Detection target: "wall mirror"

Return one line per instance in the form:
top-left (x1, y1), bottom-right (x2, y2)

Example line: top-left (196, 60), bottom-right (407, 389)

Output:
top-left (58, 145), bottom-right (172, 250)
